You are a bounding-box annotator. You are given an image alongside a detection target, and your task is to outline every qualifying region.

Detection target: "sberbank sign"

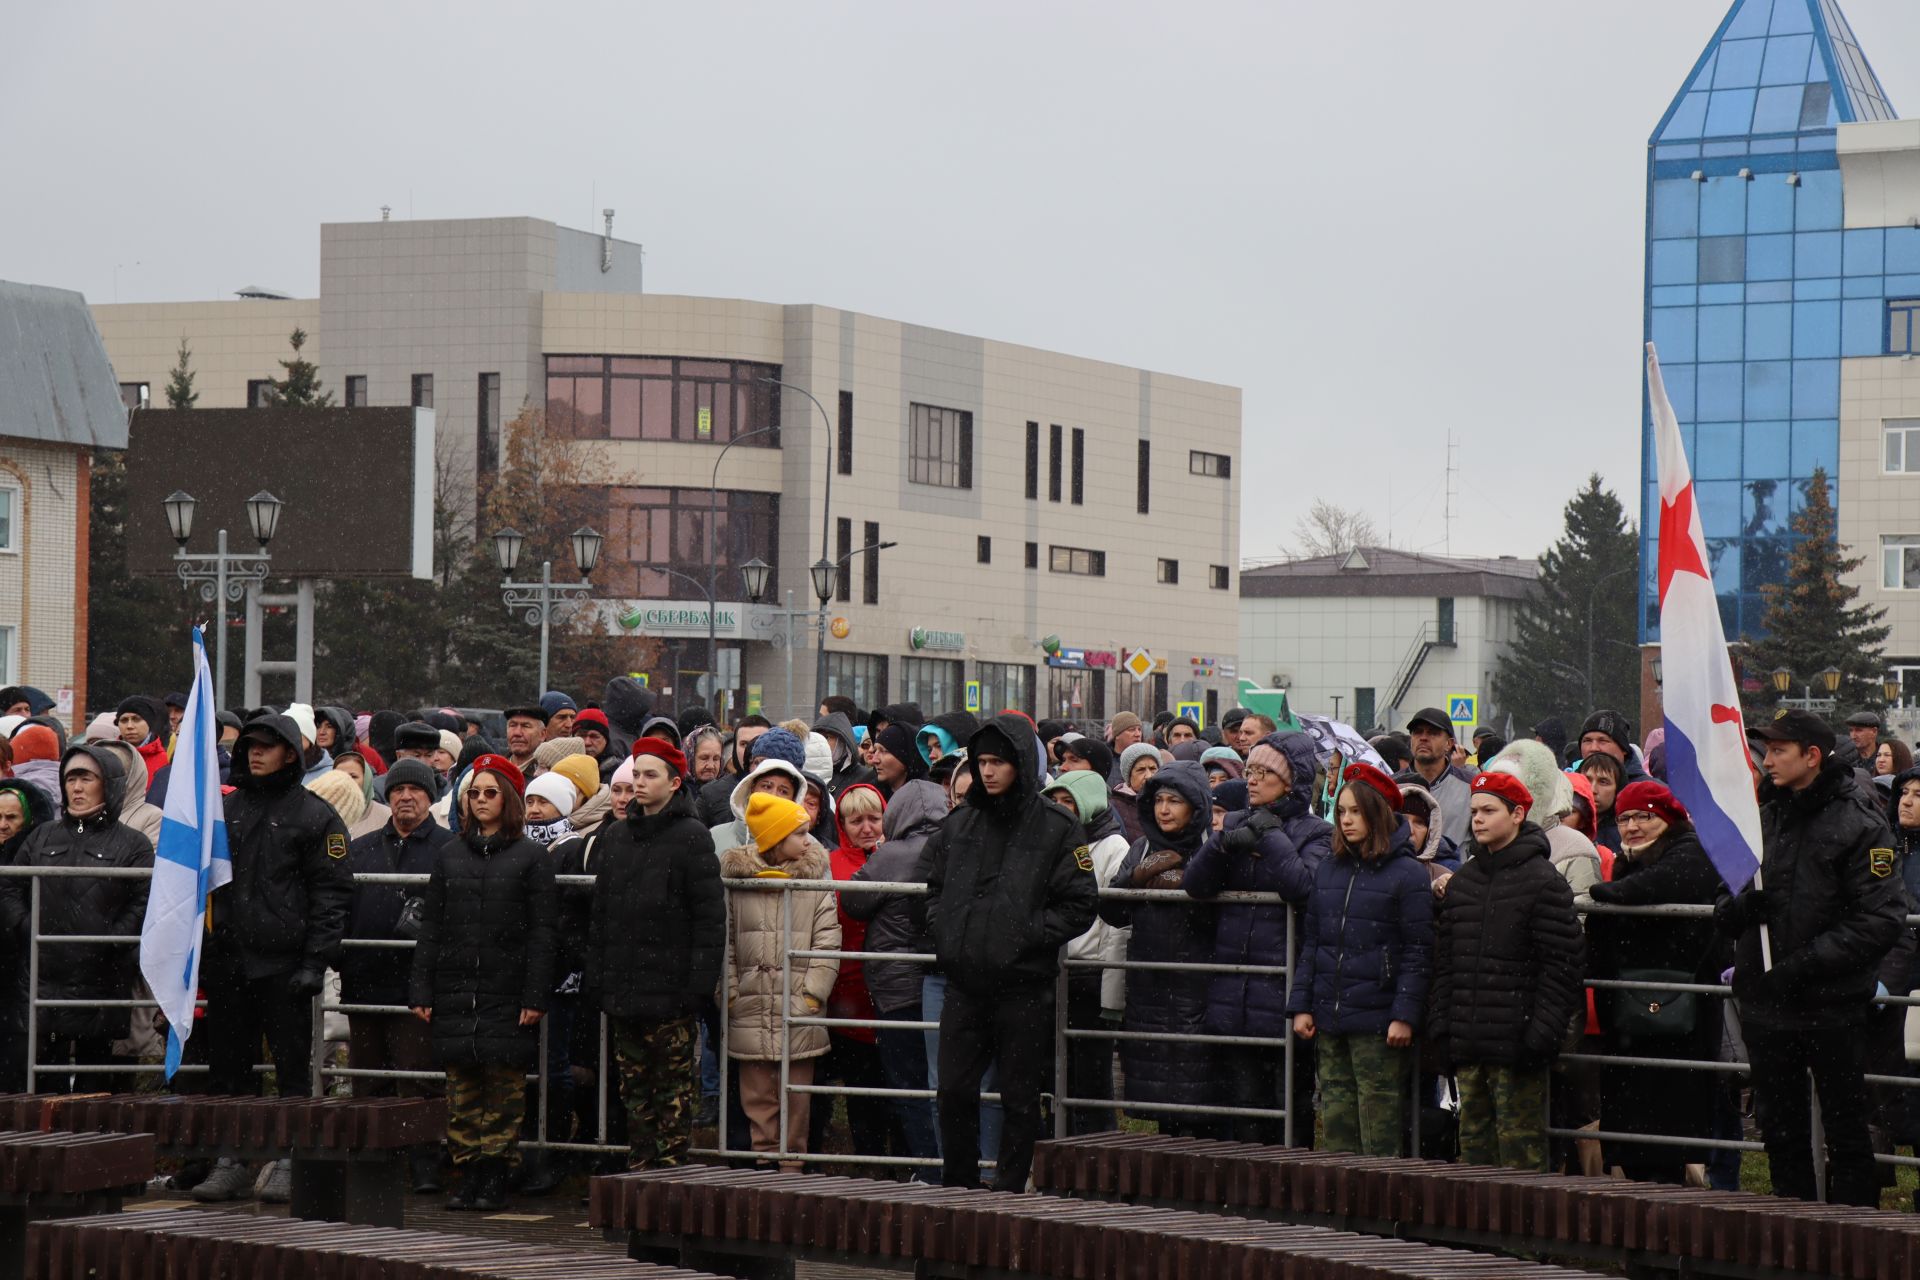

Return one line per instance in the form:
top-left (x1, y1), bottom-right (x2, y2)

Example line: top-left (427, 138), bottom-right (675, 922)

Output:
top-left (909, 626), bottom-right (965, 652)
top-left (615, 604), bottom-right (742, 635)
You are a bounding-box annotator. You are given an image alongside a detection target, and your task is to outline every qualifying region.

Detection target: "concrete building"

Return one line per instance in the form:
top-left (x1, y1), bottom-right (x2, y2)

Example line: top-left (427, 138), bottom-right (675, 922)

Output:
top-left (1239, 548), bottom-right (1537, 735)
top-left (0, 280), bottom-right (129, 725)
top-left (1642, 0), bottom-right (1920, 702)
top-left (92, 216), bottom-right (1242, 722)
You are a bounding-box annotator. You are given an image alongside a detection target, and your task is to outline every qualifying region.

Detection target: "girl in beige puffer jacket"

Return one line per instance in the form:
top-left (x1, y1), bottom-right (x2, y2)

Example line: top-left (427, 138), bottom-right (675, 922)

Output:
top-left (721, 793), bottom-right (841, 1167)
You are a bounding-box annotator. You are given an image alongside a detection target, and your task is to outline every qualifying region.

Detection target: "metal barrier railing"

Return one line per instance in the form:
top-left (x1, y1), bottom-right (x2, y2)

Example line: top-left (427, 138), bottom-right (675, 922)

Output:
top-left (8, 862), bottom-right (1920, 1194)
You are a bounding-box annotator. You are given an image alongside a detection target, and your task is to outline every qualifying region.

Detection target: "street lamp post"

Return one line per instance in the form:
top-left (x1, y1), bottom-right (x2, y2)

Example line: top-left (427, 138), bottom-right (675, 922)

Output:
top-left (494, 526), bottom-right (603, 698)
top-left (758, 377), bottom-right (841, 713)
top-left (743, 558), bottom-right (811, 720)
top-left (707, 425), bottom-right (780, 721)
top-left (1770, 664), bottom-right (1843, 713)
top-left (810, 540), bottom-right (898, 710)
top-left (164, 489), bottom-right (283, 708)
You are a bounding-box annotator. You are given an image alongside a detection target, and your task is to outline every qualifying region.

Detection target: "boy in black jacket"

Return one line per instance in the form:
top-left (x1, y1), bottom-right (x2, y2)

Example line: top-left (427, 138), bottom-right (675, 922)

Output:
top-left (1428, 770), bottom-right (1583, 1171)
top-left (584, 737), bottom-right (725, 1170)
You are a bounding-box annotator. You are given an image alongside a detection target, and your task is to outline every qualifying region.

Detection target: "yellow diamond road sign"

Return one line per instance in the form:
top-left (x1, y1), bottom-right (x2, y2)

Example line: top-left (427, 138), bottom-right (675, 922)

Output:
top-left (1125, 649), bottom-right (1154, 681)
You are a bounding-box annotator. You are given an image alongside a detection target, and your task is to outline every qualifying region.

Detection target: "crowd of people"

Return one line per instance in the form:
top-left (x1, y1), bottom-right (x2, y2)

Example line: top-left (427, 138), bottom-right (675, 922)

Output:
top-left (0, 676), bottom-right (1915, 1209)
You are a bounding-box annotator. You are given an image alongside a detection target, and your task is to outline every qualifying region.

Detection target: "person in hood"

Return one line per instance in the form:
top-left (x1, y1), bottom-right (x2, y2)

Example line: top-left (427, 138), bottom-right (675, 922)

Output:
top-left (922, 713), bottom-right (1097, 1191)
top-left (1398, 783), bottom-right (1462, 889)
top-left (1712, 710), bottom-right (1906, 1206)
top-left (805, 783), bottom-right (894, 1161)
top-left (8, 727), bottom-right (63, 818)
top-left (1396, 708), bottom-right (1473, 847)
top-left (810, 712), bottom-right (873, 798)
top-left (1102, 761), bottom-right (1223, 1137)
top-left (1428, 770), bottom-right (1585, 1172)
top-left (192, 713), bottom-right (355, 1205)
top-left (1042, 769), bottom-right (1132, 1134)
top-left (1183, 731), bottom-right (1331, 1142)
top-left (696, 715), bottom-right (770, 826)
top-left (600, 676), bottom-right (655, 764)
top-left (721, 794), bottom-right (840, 1169)
top-left (1288, 762), bottom-right (1433, 1156)
top-left (685, 725), bottom-right (726, 786)
top-left (1585, 781), bottom-right (1729, 1186)
top-left (329, 750), bottom-right (394, 840)
top-left (0, 687), bottom-right (54, 718)
top-left (408, 754), bottom-right (557, 1212)
top-left (89, 739), bottom-right (163, 846)
top-left (582, 737), bottom-right (724, 1173)
top-left (1111, 743), bottom-right (1161, 846)
top-left (313, 706), bottom-right (355, 759)
top-left (708, 755), bottom-right (809, 856)
top-left (0, 777), bottom-right (53, 1091)
top-left (872, 723), bottom-right (929, 796)
top-left (0, 745), bottom-right (151, 1093)
top-left (843, 778), bottom-right (948, 1169)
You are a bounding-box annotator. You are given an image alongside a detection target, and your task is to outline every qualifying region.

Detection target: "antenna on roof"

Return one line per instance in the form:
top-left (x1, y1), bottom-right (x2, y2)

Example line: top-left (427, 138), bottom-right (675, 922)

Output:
top-left (1443, 434), bottom-right (1458, 557)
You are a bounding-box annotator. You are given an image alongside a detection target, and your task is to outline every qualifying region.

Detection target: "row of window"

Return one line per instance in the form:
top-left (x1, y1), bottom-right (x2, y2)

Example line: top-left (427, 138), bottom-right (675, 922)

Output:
top-left (820, 656), bottom-right (1201, 724)
top-left (963, 536), bottom-right (1229, 588)
top-left (545, 356), bottom-right (780, 446)
top-left (243, 371), bottom-right (505, 477)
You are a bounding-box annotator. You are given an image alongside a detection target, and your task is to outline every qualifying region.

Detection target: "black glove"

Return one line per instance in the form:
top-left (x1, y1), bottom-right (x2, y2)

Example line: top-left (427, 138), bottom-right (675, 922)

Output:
top-left (289, 967), bottom-right (325, 1000)
top-left (1755, 958), bottom-right (1804, 1001)
top-left (1222, 811), bottom-right (1278, 857)
top-left (1713, 888), bottom-right (1770, 935)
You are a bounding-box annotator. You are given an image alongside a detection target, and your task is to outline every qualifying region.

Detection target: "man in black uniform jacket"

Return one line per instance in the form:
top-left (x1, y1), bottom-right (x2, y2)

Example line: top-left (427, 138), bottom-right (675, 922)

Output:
top-left (1716, 709), bottom-right (1906, 1206)
top-left (922, 713), bottom-right (1096, 1191)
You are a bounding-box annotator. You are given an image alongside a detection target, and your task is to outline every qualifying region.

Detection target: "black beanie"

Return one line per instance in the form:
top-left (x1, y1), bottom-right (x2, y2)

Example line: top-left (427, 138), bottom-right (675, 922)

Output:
top-left (1579, 709), bottom-right (1635, 754)
top-left (875, 723), bottom-right (929, 782)
top-left (386, 758), bottom-right (439, 797)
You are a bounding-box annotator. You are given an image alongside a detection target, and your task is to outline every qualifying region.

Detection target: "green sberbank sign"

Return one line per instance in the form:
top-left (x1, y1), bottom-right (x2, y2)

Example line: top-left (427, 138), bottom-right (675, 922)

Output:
top-left (908, 626), bottom-right (965, 652)
top-left (613, 603), bottom-right (744, 637)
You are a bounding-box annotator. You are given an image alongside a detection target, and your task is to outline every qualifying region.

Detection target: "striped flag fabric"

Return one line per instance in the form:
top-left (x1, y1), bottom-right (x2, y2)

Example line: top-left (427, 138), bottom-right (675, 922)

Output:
top-left (140, 626), bottom-right (232, 1078)
top-left (1648, 343), bottom-right (1763, 894)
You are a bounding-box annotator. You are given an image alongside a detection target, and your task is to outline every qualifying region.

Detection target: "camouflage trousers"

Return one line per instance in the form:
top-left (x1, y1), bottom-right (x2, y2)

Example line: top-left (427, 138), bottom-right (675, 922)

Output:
top-left (613, 1015), bottom-right (697, 1170)
top-left (1318, 1034), bottom-right (1411, 1156)
top-left (1455, 1062), bottom-right (1549, 1171)
top-left (445, 1062), bottom-right (526, 1166)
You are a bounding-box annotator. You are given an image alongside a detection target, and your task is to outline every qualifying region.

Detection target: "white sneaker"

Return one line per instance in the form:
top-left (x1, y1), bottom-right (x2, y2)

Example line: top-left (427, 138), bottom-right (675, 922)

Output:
top-left (190, 1159), bottom-right (255, 1202)
top-left (258, 1158), bottom-right (292, 1204)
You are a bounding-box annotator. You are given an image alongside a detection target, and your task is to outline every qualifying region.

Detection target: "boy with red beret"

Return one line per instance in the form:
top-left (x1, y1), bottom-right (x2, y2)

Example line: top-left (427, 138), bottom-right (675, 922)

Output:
top-left (1427, 771), bottom-right (1585, 1171)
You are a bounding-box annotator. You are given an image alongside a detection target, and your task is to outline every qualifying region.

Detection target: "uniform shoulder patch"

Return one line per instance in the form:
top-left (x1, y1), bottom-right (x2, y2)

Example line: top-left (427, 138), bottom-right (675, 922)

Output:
top-left (1870, 847), bottom-right (1895, 879)
top-left (327, 832), bottom-right (348, 860)
top-left (1072, 844), bottom-right (1093, 873)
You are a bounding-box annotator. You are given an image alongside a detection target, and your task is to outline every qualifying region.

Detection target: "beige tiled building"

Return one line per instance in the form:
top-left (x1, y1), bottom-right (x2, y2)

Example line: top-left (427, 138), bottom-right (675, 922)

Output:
top-left (93, 216), bottom-right (1243, 723)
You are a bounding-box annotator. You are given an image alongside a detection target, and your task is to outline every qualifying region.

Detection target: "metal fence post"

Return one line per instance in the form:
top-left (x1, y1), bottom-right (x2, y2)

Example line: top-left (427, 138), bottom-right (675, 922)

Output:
top-left (597, 1013), bottom-right (611, 1146)
top-left (25, 877), bottom-right (38, 1094)
top-left (778, 887), bottom-right (794, 1166)
top-left (308, 990), bottom-right (324, 1097)
top-left (718, 892), bottom-right (732, 1156)
top-left (1052, 958), bottom-right (1069, 1140)
top-left (1810, 1073), bottom-right (1828, 1202)
top-left (537, 1009), bottom-right (550, 1150)
top-left (1282, 902), bottom-right (1297, 1147)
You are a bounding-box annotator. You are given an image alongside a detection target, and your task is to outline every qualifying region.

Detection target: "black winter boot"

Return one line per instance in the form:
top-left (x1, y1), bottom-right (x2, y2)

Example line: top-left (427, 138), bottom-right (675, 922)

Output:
top-left (468, 1157), bottom-right (509, 1212)
top-left (409, 1146), bottom-right (443, 1195)
top-left (445, 1163), bottom-right (481, 1211)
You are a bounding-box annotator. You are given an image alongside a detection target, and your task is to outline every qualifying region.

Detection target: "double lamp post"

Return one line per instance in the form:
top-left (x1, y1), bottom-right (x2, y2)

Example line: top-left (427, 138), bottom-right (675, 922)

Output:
top-left (162, 488), bottom-right (285, 709)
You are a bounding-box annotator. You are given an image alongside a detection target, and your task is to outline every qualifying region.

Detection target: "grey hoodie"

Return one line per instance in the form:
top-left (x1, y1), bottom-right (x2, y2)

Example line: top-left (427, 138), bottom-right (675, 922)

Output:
top-left (842, 779), bottom-right (947, 1013)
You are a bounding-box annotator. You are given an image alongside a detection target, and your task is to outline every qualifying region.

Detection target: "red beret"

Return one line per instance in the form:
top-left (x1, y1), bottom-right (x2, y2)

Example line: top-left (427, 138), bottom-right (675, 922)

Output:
top-left (631, 735), bottom-right (688, 777)
top-left (1615, 780), bottom-right (1689, 828)
top-left (469, 754), bottom-right (525, 797)
top-left (1470, 770), bottom-right (1533, 812)
top-left (574, 707), bottom-right (610, 734)
top-left (1340, 761), bottom-right (1402, 811)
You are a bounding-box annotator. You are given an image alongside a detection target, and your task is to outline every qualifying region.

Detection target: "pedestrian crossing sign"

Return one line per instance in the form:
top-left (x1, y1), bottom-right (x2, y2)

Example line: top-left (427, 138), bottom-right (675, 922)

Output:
top-left (1176, 701), bottom-right (1205, 728)
top-left (965, 680), bottom-right (980, 713)
top-left (1448, 695), bottom-right (1476, 726)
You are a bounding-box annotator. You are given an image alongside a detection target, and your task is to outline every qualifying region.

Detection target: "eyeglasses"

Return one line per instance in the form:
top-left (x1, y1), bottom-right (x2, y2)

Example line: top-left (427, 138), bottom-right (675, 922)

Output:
top-left (1617, 811), bottom-right (1659, 826)
top-left (469, 786), bottom-right (503, 800)
top-left (1244, 765), bottom-right (1283, 782)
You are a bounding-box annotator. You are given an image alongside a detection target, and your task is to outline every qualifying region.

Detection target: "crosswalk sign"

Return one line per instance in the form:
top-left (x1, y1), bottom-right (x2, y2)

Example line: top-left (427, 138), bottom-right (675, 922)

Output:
top-left (1448, 695), bottom-right (1477, 726)
top-left (1176, 701), bottom-right (1205, 728)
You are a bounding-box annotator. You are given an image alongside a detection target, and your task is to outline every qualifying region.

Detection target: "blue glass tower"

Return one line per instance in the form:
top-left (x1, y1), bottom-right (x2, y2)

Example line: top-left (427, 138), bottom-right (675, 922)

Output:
top-left (1641, 0), bottom-right (1898, 643)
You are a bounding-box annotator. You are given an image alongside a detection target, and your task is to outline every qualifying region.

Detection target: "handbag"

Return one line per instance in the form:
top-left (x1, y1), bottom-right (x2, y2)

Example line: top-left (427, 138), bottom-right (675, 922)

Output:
top-left (1612, 967), bottom-right (1699, 1045)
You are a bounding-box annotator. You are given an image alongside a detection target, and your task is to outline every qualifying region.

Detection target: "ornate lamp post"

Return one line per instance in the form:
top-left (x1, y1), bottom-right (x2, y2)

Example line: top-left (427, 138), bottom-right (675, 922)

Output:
top-left (165, 489), bottom-right (282, 708)
top-left (494, 526), bottom-right (603, 697)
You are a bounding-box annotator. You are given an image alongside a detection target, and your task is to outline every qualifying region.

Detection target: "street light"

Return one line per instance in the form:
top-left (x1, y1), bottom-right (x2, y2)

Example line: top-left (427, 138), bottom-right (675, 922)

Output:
top-left (494, 527), bottom-right (601, 697)
top-left (166, 489), bottom-right (281, 708)
top-left (744, 558), bottom-right (809, 720)
top-left (1770, 667), bottom-right (1793, 695)
top-left (1884, 676), bottom-right (1903, 706)
top-left (740, 557), bottom-right (773, 603)
top-left (1818, 665), bottom-right (1843, 695)
top-left (810, 541), bottom-right (897, 710)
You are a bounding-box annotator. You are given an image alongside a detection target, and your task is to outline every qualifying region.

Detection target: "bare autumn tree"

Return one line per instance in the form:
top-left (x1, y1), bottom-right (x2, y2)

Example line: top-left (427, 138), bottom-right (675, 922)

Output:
top-left (1291, 499), bottom-right (1384, 559)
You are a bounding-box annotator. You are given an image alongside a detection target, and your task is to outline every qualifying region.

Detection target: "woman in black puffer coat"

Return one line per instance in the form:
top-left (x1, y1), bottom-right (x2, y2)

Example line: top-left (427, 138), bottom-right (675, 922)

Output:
top-left (1101, 761), bottom-right (1222, 1136)
top-left (409, 755), bottom-right (557, 1211)
top-left (0, 745), bottom-right (151, 1093)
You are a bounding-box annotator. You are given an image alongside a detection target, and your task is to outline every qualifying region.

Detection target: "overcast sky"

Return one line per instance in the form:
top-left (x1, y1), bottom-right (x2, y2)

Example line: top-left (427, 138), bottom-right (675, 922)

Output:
top-left (9, 1), bottom-right (1920, 564)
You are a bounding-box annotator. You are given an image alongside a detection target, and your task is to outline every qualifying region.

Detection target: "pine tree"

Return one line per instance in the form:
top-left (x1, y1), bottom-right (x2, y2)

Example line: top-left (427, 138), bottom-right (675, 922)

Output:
top-left (86, 449), bottom-right (194, 705)
top-left (261, 328), bottom-right (333, 408)
top-left (163, 337), bottom-right (197, 409)
top-left (1490, 475), bottom-right (1641, 730)
top-left (1740, 467), bottom-right (1889, 718)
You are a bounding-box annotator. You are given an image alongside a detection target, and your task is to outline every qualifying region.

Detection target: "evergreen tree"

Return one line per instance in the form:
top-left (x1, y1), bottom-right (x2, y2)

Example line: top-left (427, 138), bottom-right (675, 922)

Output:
top-left (261, 328), bottom-right (333, 408)
top-left (163, 337), bottom-right (197, 409)
top-left (1740, 467), bottom-right (1888, 718)
top-left (1490, 474), bottom-right (1640, 729)
top-left (86, 449), bottom-right (194, 705)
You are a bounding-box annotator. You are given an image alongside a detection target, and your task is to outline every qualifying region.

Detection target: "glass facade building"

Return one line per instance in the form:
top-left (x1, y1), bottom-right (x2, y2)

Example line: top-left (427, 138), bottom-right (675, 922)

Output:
top-left (1641, 0), bottom-right (1898, 641)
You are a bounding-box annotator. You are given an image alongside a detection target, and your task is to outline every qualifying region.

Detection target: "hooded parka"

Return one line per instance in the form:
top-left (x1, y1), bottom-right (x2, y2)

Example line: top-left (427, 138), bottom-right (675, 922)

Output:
top-left (844, 778), bottom-right (947, 1014)
top-left (718, 836), bottom-right (839, 1061)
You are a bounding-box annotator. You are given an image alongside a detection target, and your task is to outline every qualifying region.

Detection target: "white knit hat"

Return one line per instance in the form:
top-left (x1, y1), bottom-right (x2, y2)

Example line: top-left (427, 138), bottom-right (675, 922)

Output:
top-left (284, 702), bottom-right (318, 747)
top-left (525, 771), bottom-right (580, 818)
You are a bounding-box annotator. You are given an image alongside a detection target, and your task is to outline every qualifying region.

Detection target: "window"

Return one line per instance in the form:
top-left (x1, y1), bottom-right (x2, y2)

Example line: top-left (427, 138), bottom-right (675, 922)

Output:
top-left (1885, 420), bottom-right (1920, 473)
top-left (863, 520), bottom-right (880, 605)
top-left (1049, 545), bottom-right (1106, 577)
top-left (1025, 541), bottom-right (1039, 569)
top-left (344, 376), bottom-right (368, 407)
top-left (1189, 450), bottom-right (1232, 478)
top-left (544, 356), bottom-right (780, 444)
top-left (1046, 668), bottom-right (1105, 721)
top-left (0, 625), bottom-right (13, 684)
top-left (1157, 558), bottom-right (1180, 585)
top-left (247, 379), bottom-right (272, 409)
top-left (901, 657), bottom-right (963, 713)
top-left (1070, 427), bottom-right (1085, 505)
top-left (1891, 301), bottom-right (1920, 355)
top-left (477, 373), bottom-right (501, 474)
top-left (1025, 422), bottom-right (1039, 500)
top-left (1354, 687), bottom-right (1377, 732)
top-left (837, 390), bottom-right (853, 476)
top-left (1209, 565), bottom-right (1230, 590)
top-left (117, 382), bottom-right (149, 412)
top-left (977, 536), bottom-right (991, 565)
top-left (835, 519), bottom-right (851, 603)
top-left (1884, 536), bottom-right (1920, 590)
top-left (1437, 597), bottom-right (1456, 643)
top-left (1698, 236), bottom-right (1745, 284)
top-left (590, 485), bottom-right (780, 600)
top-left (410, 374), bottom-right (433, 409)
top-left (824, 653), bottom-right (887, 710)
top-left (0, 483), bottom-right (16, 553)
top-left (977, 661), bottom-right (1034, 716)
top-left (1137, 440), bottom-right (1151, 514)
top-left (1048, 424), bottom-right (1063, 501)
top-left (907, 403), bottom-right (972, 488)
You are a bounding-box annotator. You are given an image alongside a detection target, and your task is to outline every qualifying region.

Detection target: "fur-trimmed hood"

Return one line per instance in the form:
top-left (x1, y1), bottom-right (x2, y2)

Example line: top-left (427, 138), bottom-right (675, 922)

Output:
top-left (720, 834), bottom-right (831, 881)
top-left (1483, 738), bottom-right (1572, 826)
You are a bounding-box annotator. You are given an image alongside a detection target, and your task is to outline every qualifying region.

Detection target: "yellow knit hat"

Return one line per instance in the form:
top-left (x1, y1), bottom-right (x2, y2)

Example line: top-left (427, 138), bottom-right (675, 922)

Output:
top-left (745, 793), bottom-right (810, 854)
top-left (551, 753), bottom-right (601, 801)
